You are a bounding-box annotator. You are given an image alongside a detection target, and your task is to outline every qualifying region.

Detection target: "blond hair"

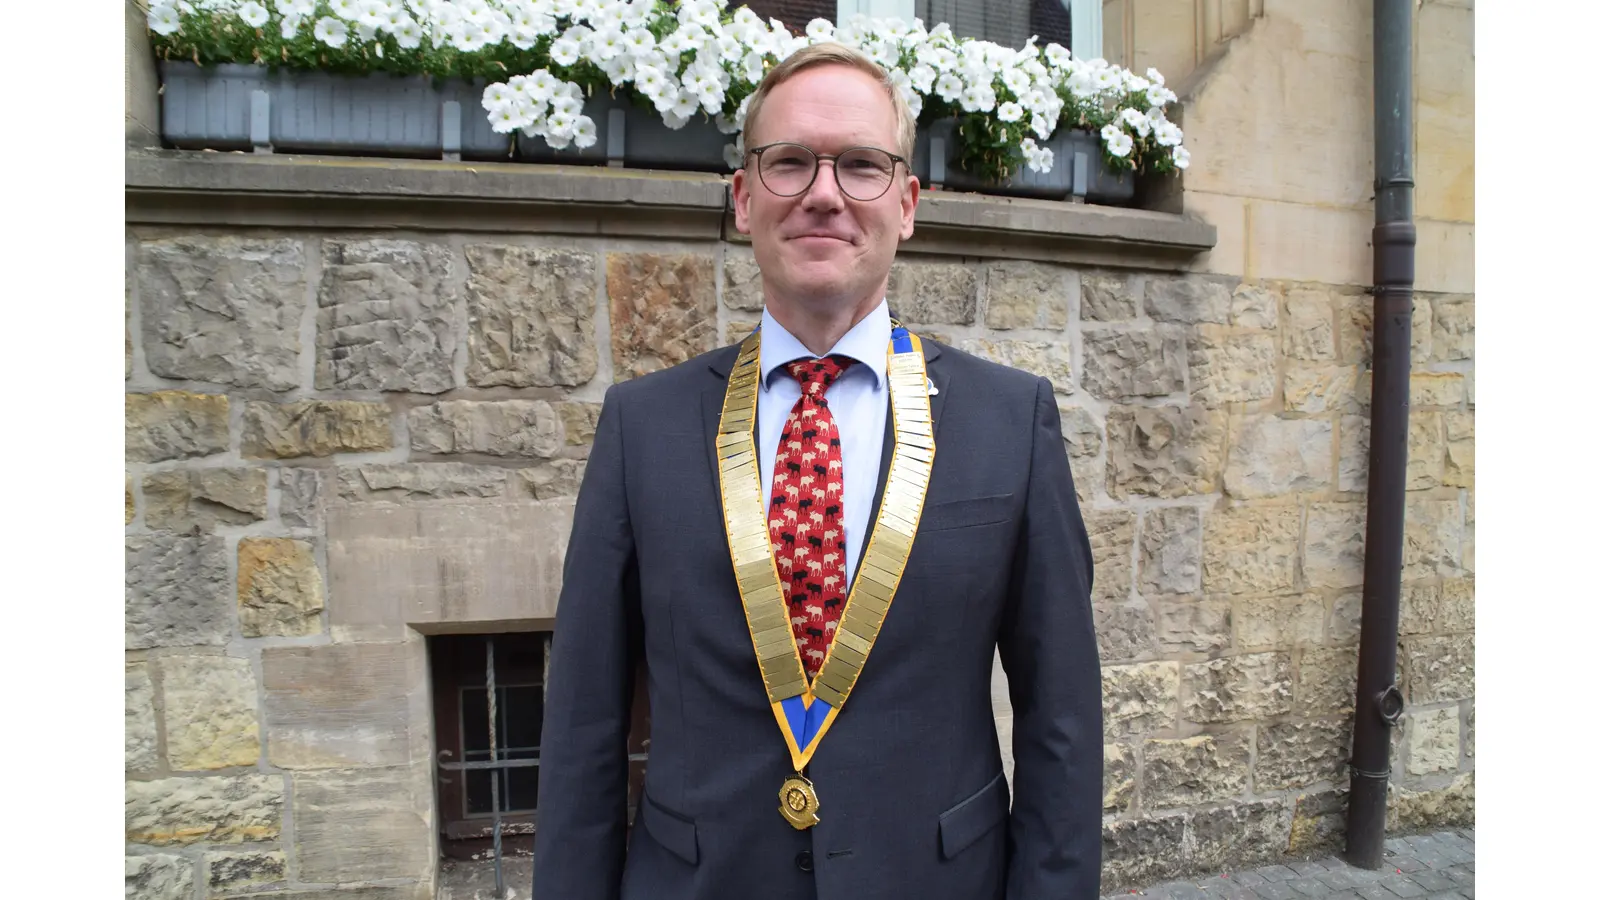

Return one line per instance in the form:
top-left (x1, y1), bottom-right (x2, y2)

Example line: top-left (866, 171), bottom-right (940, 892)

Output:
top-left (741, 42), bottom-right (917, 162)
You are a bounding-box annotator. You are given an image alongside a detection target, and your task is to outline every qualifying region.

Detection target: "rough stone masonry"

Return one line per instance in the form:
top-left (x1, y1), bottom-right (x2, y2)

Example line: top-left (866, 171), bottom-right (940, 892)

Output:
top-left (126, 230), bottom-right (1473, 898)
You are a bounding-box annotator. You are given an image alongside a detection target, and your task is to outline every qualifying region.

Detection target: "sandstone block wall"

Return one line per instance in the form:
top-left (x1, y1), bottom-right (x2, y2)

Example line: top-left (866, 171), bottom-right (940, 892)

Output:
top-left (125, 221), bottom-right (1472, 895)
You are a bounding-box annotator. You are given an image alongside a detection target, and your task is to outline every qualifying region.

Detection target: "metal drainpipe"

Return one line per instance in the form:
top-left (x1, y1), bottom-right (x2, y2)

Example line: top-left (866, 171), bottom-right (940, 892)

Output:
top-left (1344, 0), bottom-right (1415, 870)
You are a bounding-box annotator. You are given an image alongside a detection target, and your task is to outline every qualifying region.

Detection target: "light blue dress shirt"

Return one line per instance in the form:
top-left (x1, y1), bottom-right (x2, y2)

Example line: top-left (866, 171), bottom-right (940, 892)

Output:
top-left (757, 300), bottom-right (890, 590)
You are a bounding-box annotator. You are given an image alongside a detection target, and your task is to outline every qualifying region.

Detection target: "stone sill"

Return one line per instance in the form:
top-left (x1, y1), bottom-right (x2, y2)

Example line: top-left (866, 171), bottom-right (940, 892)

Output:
top-left (126, 149), bottom-right (1216, 270)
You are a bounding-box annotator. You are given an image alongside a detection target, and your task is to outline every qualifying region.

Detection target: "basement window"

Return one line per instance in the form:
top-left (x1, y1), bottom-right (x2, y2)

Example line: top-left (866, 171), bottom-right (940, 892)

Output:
top-left (429, 631), bottom-right (651, 860)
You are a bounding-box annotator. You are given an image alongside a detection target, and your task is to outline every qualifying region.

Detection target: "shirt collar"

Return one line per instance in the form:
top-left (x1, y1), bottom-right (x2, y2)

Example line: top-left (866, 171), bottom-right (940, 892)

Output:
top-left (758, 299), bottom-right (891, 390)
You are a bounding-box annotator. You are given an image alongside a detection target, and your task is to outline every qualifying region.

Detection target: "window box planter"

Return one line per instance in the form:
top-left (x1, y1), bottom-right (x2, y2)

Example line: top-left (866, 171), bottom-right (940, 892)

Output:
top-left (912, 118), bottom-right (1135, 206)
top-left (158, 62), bottom-right (511, 160)
top-left (514, 94), bottom-right (730, 172)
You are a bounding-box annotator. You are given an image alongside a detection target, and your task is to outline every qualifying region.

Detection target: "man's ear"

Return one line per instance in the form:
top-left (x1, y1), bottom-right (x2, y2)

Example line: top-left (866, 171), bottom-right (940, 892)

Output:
top-left (898, 175), bottom-right (920, 242)
top-left (732, 168), bottom-right (753, 235)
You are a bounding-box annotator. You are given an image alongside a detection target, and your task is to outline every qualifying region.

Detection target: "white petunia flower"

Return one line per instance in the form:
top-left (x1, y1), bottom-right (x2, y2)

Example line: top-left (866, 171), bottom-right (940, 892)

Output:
top-left (602, 54), bottom-right (636, 84)
top-left (526, 69), bottom-right (558, 101)
top-left (675, 21), bottom-right (707, 47)
top-left (997, 101), bottom-right (1023, 123)
top-left (934, 72), bottom-right (963, 101)
top-left (546, 109), bottom-right (577, 137)
top-left (716, 32), bottom-right (742, 60)
top-left (549, 35), bottom-right (581, 65)
top-left (1101, 125), bottom-right (1134, 157)
top-left (1066, 68), bottom-right (1095, 97)
top-left (280, 14), bottom-right (302, 38)
top-left (572, 115), bottom-right (598, 148)
top-left (314, 16), bottom-right (350, 47)
top-left (905, 90), bottom-right (923, 118)
top-left (743, 51), bottom-right (767, 85)
top-left (907, 64), bottom-right (936, 94)
top-left (489, 100), bottom-right (535, 133)
top-left (592, 27), bottom-right (626, 60)
top-left (508, 26), bottom-right (538, 50)
top-left (1001, 67), bottom-right (1030, 96)
top-left (1031, 113), bottom-right (1052, 139)
top-left (354, 1), bottom-right (387, 30)
top-left (1171, 146), bottom-right (1190, 169)
top-left (670, 92), bottom-right (699, 120)
top-left (356, 21), bottom-right (378, 42)
top-left (1146, 67), bottom-right (1165, 86)
top-left (549, 93), bottom-right (582, 117)
top-left (723, 141), bottom-right (744, 170)
top-left (733, 5), bottom-right (762, 30)
top-left (329, 0), bottom-right (362, 21)
top-left (457, 0), bottom-right (491, 25)
top-left (625, 27), bottom-right (655, 54)
top-left (652, 83), bottom-right (680, 113)
top-left (483, 82), bottom-right (515, 111)
top-left (1118, 108), bottom-right (1151, 137)
top-left (454, 23), bottom-right (490, 51)
top-left (1153, 120), bottom-right (1183, 147)
top-left (393, 16), bottom-right (422, 47)
top-left (238, 1), bottom-right (269, 27)
top-left (805, 18), bottom-right (833, 41)
top-left (960, 83), bottom-right (995, 113)
top-left (662, 109), bottom-right (691, 130)
top-left (715, 112), bottom-right (740, 135)
top-left (1021, 137), bottom-right (1053, 174)
top-left (634, 64), bottom-right (665, 97)
top-left (149, 5), bottom-right (182, 35)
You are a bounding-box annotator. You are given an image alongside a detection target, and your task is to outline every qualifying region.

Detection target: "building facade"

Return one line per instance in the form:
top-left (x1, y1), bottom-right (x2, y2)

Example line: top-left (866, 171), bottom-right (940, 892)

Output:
top-left (123, 1), bottom-right (1473, 897)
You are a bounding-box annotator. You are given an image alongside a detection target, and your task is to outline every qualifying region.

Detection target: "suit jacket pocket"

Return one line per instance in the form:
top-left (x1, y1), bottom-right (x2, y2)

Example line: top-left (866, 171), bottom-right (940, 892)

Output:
top-left (917, 493), bottom-right (1014, 533)
top-left (639, 790), bottom-right (699, 865)
top-left (938, 771), bottom-right (1010, 860)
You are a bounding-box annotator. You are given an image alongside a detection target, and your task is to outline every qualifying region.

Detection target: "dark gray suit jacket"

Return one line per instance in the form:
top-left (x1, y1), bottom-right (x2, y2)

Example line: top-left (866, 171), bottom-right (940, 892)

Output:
top-left (534, 336), bottom-right (1102, 900)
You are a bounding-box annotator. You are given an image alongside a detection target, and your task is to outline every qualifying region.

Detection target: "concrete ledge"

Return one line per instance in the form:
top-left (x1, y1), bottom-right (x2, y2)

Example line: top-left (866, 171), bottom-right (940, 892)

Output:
top-left (127, 149), bottom-right (1216, 268)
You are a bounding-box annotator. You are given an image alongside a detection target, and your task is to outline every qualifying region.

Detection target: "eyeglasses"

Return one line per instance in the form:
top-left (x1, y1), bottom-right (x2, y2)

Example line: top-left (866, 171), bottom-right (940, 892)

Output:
top-left (746, 142), bottom-right (908, 202)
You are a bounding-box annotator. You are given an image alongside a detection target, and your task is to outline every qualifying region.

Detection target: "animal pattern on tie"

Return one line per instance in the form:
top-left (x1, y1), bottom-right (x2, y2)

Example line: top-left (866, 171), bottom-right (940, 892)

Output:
top-left (768, 356), bottom-right (853, 682)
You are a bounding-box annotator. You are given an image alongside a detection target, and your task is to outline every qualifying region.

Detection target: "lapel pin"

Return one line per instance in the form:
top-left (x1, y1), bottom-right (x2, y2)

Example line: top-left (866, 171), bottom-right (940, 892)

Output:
top-left (926, 377), bottom-right (938, 396)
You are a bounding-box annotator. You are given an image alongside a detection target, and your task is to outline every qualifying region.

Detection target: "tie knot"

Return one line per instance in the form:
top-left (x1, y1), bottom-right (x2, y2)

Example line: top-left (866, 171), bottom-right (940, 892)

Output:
top-left (785, 356), bottom-right (853, 399)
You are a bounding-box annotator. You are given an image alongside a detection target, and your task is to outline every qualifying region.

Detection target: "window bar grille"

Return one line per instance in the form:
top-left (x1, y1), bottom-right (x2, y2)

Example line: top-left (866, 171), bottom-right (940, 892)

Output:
top-left (486, 636), bottom-right (504, 899)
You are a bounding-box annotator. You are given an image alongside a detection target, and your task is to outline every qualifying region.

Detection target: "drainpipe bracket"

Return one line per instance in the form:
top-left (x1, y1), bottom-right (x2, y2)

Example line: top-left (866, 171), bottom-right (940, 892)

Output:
top-left (1376, 683), bottom-right (1406, 726)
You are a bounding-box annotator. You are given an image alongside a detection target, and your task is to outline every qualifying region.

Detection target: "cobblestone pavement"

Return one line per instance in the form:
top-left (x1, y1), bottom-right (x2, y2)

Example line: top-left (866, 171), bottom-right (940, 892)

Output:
top-left (1103, 829), bottom-right (1474, 900)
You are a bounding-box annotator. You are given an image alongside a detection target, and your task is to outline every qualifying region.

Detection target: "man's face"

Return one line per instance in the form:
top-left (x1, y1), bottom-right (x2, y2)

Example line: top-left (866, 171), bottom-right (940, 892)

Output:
top-left (732, 64), bottom-right (919, 313)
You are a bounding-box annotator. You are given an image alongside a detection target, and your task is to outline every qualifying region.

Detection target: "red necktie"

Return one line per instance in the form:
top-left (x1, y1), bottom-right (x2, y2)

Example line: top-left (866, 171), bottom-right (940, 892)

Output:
top-left (768, 356), bottom-right (853, 681)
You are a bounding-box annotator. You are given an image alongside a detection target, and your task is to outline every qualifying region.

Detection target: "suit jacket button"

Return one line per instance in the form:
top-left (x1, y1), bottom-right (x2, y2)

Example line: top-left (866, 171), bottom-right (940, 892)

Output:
top-left (795, 850), bottom-right (813, 873)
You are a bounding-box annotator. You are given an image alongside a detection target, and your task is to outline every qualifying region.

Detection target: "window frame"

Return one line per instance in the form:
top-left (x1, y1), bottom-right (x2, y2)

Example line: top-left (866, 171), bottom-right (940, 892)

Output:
top-left (429, 632), bottom-right (652, 846)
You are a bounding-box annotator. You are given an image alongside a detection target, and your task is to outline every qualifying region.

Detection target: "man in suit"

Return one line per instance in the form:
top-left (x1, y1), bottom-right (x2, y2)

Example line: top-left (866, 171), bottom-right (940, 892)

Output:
top-left (534, 42), bottom-right (1102, 900)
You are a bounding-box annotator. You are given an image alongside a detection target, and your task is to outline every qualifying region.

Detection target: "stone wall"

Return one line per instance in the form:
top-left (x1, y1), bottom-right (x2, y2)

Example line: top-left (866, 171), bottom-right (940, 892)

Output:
top-left (125, 215), bottom-right (1473, 895)
top-left (1075, 0), bottom-right (1477, 887)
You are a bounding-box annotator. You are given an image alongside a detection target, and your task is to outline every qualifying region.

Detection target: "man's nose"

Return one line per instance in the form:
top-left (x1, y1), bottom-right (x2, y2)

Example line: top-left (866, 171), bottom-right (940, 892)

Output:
top-left (801, 159), bottom-right (845, 210)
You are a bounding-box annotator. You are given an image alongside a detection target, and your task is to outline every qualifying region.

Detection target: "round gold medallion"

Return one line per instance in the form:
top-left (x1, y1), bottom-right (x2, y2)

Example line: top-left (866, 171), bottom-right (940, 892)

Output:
top-left (778, 774), bottom-right (820, 830)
